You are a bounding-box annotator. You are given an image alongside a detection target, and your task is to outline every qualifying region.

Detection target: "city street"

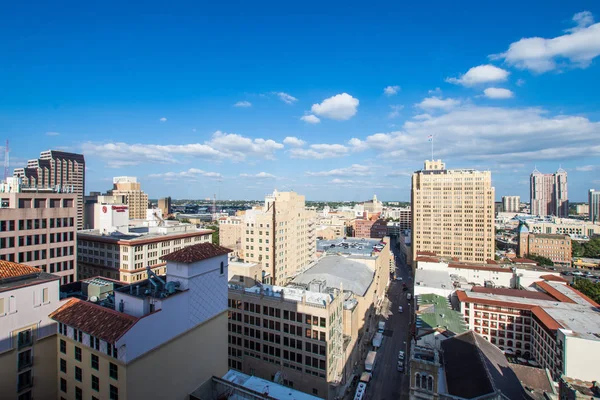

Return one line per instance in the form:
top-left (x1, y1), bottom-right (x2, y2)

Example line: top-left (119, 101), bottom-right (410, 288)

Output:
top-left (364, 242), bottom-right (413, 400)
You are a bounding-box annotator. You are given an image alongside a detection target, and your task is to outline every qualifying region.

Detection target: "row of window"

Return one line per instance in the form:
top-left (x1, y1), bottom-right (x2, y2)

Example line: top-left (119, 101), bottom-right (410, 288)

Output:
top-left (59, 377), bottom-right (118, 400)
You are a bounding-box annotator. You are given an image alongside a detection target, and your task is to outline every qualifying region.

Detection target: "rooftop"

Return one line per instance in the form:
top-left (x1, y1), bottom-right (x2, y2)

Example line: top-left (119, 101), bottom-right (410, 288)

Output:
top-left (471, 286), bottom-right (554, 301)
top-left (292, 255), bottom-right (375, 296)
top-left (77, 226), bottom-right (213, 243)
top-left (416, 294), bottom-right (468, 335)
top-left (222, 370), bottom-right (323, 400)
top-left (230, 283), bottom-right (334, 307)
top-left (49, 298), bottom-right (138, 343)
top-left (0, 260), bottom-right (60, 293)
top-left (414, 269), bottom-right (454, 292)
top-left (161, 243), bottom-right (232, 263)
top-left (316, 238), bottom-right (386, 257)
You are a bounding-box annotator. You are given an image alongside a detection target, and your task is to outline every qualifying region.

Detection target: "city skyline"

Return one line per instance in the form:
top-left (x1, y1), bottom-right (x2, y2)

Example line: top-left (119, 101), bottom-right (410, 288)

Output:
top-left (2, 2), bottom-right (600, 201)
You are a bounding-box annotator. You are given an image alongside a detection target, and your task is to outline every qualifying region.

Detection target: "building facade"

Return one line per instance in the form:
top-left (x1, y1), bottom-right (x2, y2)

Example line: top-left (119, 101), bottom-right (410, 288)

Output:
top-left (107, 177), bottom-right (149, 220)
top-left (158, 197), bottom-right (172, 216)
top-left (219, 216), bottom-right (243, 257)
top-left (590, 189), bottom-right (600, 223)
top-left (502, 196), bottom-right (520, 213)
top-left (0, 179), bottom-right (78, 284)
top-left (411, 160), bottom-right (495, 264)
top-left (518, 224), bottom-right (572, 267)
top-left (382, 207), bottom-right (411, 230)
top-left (530, 167), bottom-right (569, 217)
top-left (352, 218), bottom-right (387, 239)
top-left (0, 261), bottom-right (60, 400)
top-left (362, 194), bottom-right (383, 214)
top-left (13, 150), bottom-right (86, 230)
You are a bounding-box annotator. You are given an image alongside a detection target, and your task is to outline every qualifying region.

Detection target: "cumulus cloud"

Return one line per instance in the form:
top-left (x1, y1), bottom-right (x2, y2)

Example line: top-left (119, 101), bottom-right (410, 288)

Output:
top-left (289, 143), bottom-right (349, 159)
top-left (311, 93), bottom-right (359, 120)
top-left (388, 105), bottom-right (404, 119)
top-left (159, 117), bottom-right (167, 122)
top-left (416, 96), bottom-right (461, 110)
top-left (384, 85), bottom-right (401, 96)
top-left (234, 101), bottom-right (252, 107)
top-left (148, 168), bottom-right (222, 180)
top-left (483, 88), bottom-right (514, 99)
top-left (240, 172), bottom-right (277, 179)
top-left (283, 136), bottom-right (306, 147)
top-left (446, 64), bottom-right (510, 86)
top-left (491, 11), bottom-right (600, 73)
top-left (46, 132), bottom-right (60, 136)
top-left (273, 92), bottom-right (298, 104)
top-left (306, 164), bottom-right (372, 177)
top-left (300, 115), bottom-right (321, 124)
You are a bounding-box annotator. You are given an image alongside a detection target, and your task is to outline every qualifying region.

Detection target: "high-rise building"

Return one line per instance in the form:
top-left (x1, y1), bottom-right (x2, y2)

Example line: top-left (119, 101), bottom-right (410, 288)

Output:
top-left (106, 176), bottom-right (149, 220)
top-left (158, 196), bottom-right (172, 215)
top-left (0, 177), bottom-right (78, 284)
top-left (13, 150), bottom-right (85, 229)
top-left (589, 189), bottom-right (600, 222)
top-left (530, 167), bottom-right (568, 217)
top-left (502, 196), bottom-right (520, 212)
top-left (411, 160), bottom-right (495, 264)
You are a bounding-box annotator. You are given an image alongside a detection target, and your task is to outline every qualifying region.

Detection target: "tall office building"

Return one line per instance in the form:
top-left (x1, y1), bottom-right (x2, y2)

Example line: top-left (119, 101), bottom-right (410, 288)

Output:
top-left (411, 160), bottom-right (495, 264)
top-left (158, 196), bottom-right (172, 215)
top-left (107, 176), bottom-right (149, 219)
top-left (530, 167), bottom-right (568, 217)
top-left (502, 196), bottom-right (520, 213)
top-left (589, 189), bottom-right (600, 223)
top-left (13, 150), bottom-right (85, 229)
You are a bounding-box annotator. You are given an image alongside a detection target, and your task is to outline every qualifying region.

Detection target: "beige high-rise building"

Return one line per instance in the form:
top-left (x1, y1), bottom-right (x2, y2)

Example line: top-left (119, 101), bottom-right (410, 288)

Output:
top-left (219, 216), bottom-right (243, 257)
top-left (411, 160), bottom-right (495, 264)
top-left (502, 195), bottom-right (520, 212)
top-left (107, 176), bottom-right (149, 219)
top-left (221, 190), bottom-right (316, 285)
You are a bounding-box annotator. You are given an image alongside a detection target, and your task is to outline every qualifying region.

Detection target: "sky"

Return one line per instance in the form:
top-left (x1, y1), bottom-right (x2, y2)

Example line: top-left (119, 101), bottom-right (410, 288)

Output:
top-left (1, 1), bottom-right (599, 202)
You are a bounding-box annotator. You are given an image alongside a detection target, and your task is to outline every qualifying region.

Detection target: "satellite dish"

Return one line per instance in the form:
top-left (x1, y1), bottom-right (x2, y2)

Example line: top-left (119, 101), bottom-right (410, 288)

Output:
top-left (89, 296), bottom-right (98, 303)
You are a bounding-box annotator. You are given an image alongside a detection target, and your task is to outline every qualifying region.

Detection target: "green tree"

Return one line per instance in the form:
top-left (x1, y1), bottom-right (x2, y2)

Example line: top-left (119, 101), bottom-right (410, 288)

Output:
top-left (572, 240), bottom-right (584, 257)
top-left (525, 253), bottom-right (554, 266)
top-left (206, 225), bottom-right (219, 245)
top-left (571, 278), bottom-right (600, 304)
top-left (583, 238), bottom-right (600, 258)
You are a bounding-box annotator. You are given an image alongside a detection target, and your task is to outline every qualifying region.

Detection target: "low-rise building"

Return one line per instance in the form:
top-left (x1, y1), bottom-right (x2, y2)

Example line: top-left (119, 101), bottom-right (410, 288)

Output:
top-left (575, 204), bottom-right (589, 216)
top-left (559, 376), bottom-right (600, 399)
top-left (382, 206), bottom-right (411, 230)
top-left (526, 217), bottom-right (600, 239)
top-left (352, 218), bottom-right (387, 239)
top-left (518, 223), bottom-right (572, 267)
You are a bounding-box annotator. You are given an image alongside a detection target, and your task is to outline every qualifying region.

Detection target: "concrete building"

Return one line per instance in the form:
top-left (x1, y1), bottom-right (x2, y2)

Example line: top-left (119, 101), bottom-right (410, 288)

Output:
top-left (382, 206), bottom-right (411, 230)
top-left (457, 281), bottom-right (600, 382)
top-left (50, 243), bottom-right (231, 400)
top-left (530, 167), bottom-right (569, 217)
top-left (590, 189), bottom-right (600, 223)
top-left (158, 196), bottom-right (172, 216)
top-left (0, 261), bottom-right (61, 400)
top-left (525, 217), bottom-right (600, 239)
top-left (221, 190), bottom-right (316, 285)
top-left (0, 177), bottom-right (78, 284)
top-left (106, 177), bottom-right (149, 220)
top-left (411, 159), bottom-right (495, 264)
top-left (362, 194), bottom-right (383, 214)
top-left (77, 218), bottom-right (213, 282)
top-left (352, 218), bottom-right (387, 239)
top-left (13, 150), bottom-right (85, 230)
top-left (219, 216), bottom-right (244, 258)
top-left (518, 223), bottom-right (572, 267)
top-left (576, 204), bottom-right (589, 216)
top-left (502, 196), bottom-right (520, 213)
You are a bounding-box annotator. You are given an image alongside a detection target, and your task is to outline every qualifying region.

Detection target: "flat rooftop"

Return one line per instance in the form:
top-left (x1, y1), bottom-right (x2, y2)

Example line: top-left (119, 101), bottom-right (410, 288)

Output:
top-left (221, 370), bottom-right (323, 400)
top-left (229, 283), bottom-right (334, 307)
top-left (78, 226), bottom-right (212, 242)
top-left (317, 238), bottom-right (386, 257)
top-left (416, 293), bottom-right (468, 334)
top-left (415, 269), bottom-right (454, 291)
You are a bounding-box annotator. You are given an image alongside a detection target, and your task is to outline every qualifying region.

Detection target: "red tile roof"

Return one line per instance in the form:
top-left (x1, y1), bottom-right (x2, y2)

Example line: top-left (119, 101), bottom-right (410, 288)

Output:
top-left (512, 258), bottom-right (538, 265)
top-left (486, 259), bottom-right (498, 264)
top-left (539, 274), bottom-right (568, 283)
top-left (456, 290), bottom-right (537, 311)
top-left (161, 242), bottom-right (232, 263)
top-left (0, 261), bottom-right (41, 279)
top-left (417, 251), bottom-right (437, 256)
top-left (448, 263), bottom-right (512, 273)
top-left (471, 286), bottom-right (554, 301)
top-left (49, 298), bottom-right (138, 343)
top-left (531, 306), bottom-right (562, 331)
top-left (416, 256), bottom-right (440, 263)
top-left (534, 281), bottom-right (576, 304)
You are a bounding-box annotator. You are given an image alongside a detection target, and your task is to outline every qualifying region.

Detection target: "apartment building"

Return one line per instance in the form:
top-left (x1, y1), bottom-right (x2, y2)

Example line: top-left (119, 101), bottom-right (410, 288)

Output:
top-left (576, 204), bottom-right (590, 216)
top-left (223, 190), bottom-right (316, 285)
top-left (158, 196), bottom-right (172, 216)
top-left (13, 150), bottom-right (86, 230)
top-left (411, 160), bottom-right (495, 264)
top-left (518, 223), bottom-right (572, 267)
top-left (382, 206), bottom-right (411, 230)
top-left (530, 167), bottom-right (569, 217)
top-left (50, 243), bottom-right (231, 400)
top-left (0, 261), bottom-right (60, 400)
top-left (351, 218), bottom-right (387, 239)
top-left (502, 196), bottom-right (520, 213)
top-left (526, 217), bottom-right (600, 239)
top-left (590, 189), bottom-right (600, 223)
top-left (77, 223), bottom-right (213, 282)
top-left (106, 177), bottom-right (149, 220)
top-left (457, 280), bottom-right (600, 381)
top-left (219, 216), bottom-right (243, 257)
top-left (0, 177), bottom-right (78, 284)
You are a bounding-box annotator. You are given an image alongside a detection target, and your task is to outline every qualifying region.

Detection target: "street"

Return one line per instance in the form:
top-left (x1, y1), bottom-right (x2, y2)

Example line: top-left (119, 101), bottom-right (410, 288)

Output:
top-left (364, 242), bottom-right (413, 400)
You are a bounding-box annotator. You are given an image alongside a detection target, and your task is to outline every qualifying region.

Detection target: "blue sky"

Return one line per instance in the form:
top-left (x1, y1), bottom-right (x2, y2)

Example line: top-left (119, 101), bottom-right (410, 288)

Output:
top-left (1, 1), bottom-right (599, 201)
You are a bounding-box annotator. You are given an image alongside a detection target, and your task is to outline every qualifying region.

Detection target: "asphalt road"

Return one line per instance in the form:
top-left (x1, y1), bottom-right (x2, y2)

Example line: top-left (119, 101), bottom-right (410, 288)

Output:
top-left (365, 243), bottom-right (413, 400)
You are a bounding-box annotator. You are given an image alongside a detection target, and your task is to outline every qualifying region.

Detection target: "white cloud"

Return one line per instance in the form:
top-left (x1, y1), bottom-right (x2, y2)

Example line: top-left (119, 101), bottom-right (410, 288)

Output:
top-left (447, 64), bottom-right (510, 86)
top-left (516, 79), bottom-right (526, 87)
top-left (159, 117), bottom-right (167, 122)
top-left (46, 131), bottom-right (60, 136)
top-left (273, 92), bottom-right (298, 104)
top-left (384, 85), bottom-right (401, 96)
top-left (413, 113), bottom-right (432, 120)
top-left (306, 164), bottom-right (372, 177)
top-left (300, 115), bottom-right (321, 124)
top-left (388, 105), bottom-right (404, 119)
top-left (240, 172), bottom-right (277, 179)
top-left (311, 93), bottom-right (359, 120)
top-left (491, 11), bottom-right (600, 73)
top-left (290, 143), bottom-right (349, 159)
top-left (148, 168), bottom-right (222, 180)
top-left (428, 87), bottom-right (442, 95)
top-left (283, 136), bottom-right (306, 147)
top-left (208, 131), bottom-right (284, 160)
top-left (483, 88), bottom-right (514, 99)
top-left (416, 96), bottom-right (461, 110)
top-left (576, 165), bottom-right (596, 171)
top-left (234, 101), bottom-right (252, 107)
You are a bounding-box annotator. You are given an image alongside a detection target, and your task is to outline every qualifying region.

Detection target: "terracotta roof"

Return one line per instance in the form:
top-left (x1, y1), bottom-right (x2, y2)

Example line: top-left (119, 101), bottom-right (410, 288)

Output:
top-left (486, 259), bottom-right (498, 264)
top-left (417, 251), bottom-right (437, 256)
top-left (161, 242), bottom-right (232, 263)
top-left (534, 281), bottom-right (576, 304)
top-left (415, 256), bottom-right (440, 263)
top-left (448, 263), bottom-right (512, 273)
top-left (456, 290), bottom-right (537, 311)
top-left (539, 274), bottom-right (568, 283)
top-left (531, 306), bottom-right (562, 331)
top-left (0, 261), bottom-right (42, 279)
top-left (471, 286), bottom-right (554, 301)
top-left (512, 258), bottom-right (538, 264)
top-left (49, 298), bottom-right (138, 343)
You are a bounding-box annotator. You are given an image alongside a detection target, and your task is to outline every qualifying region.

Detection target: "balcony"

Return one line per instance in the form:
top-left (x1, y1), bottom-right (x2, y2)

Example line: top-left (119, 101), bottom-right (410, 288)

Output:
top-left (18, 356), bottom-right (33, 372)
top-left (17, 332), bottom-right (33, 350)
top-left (17, 376), bottom-right (33, 392)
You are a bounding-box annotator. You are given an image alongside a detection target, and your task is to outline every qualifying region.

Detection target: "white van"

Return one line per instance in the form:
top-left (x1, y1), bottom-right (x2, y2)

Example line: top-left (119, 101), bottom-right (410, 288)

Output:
top-left (407, 293), bottom-right (412, 300)
top-left (398, 306), bottom-right (403, 313)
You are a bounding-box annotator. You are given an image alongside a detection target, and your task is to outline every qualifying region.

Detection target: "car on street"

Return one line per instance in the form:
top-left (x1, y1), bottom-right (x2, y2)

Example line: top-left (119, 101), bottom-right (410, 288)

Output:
top-left (398, 306), bottom-right (403, 313)
top-left (396, 276), bottom-right (402, 281)
top-left (398, 350), bottom-right (405, 359)
top-left (397, 361), bottom-right (404, 372)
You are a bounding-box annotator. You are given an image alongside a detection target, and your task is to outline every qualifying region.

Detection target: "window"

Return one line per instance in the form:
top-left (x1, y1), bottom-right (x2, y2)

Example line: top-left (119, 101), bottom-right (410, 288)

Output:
top-left (110, 384), bottom-right (119, 400)
top-left (109, 363), bottom-right (118, 380)
top-left (415, 373), bottom-right (421, 389)
top-left (60, 378), bottom-right (67, 393)
top-left (18, 391), bottom-right (32, 400)
top-left (75, 387), bottom-right (82, 400)
top-left (60, 339), bottom-right (66, 354)
top-left (60, 358), bottom-right (67, 373)
top-left (17, 329), bottom-right (33, 349)
top-left (92, 375), bottom-right (100, 391)
top-left (75, 366), bottom-right (82, 381)
top-left (18, 349), bottom-right (32, 370)
top-left (91, 354), bottom-right (99, 370)
top-left (220, 261), bottom-right (224, 275)
top-left (75, 346), bottom-right (82, 361)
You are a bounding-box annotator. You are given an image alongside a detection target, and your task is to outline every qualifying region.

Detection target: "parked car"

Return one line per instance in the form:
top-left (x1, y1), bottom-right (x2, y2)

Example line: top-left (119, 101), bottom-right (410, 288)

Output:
top-left (397, 361), bottom-right (404, 372)
top-left (398, 350), bottom-right (405, 359)
top-left (398, 306), bottom-right (403, 313)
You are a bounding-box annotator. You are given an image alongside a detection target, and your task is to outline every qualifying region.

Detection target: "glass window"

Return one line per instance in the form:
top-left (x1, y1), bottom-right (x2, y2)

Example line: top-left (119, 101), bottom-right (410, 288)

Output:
top-left (60, 358), bottom-right (67, 373)
top-left (92, 375), bottom-right (100, 391)
top-left (110, 384), bottom-right (119, 400)
top-left (75, 366), bottom-right (82, 381)
top-left (109, 363), bottom-right (118, 380)
top-left (75, 346), bottom-right (82, 361)
top-left (60, 339), bottom-right (66, 354)
top-left (91, 354), bottom-right (99, 370)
